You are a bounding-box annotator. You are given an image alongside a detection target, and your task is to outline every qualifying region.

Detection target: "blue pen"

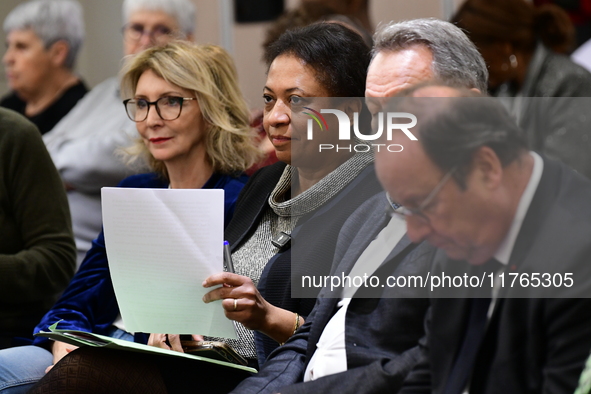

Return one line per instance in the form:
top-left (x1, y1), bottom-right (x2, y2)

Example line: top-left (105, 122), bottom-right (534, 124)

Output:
top-left (223, 240), bottom-right (235, 274)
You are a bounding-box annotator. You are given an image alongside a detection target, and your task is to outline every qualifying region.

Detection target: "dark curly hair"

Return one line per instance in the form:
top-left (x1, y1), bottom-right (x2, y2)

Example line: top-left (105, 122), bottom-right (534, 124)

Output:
top-left (264, 22), bottom-right (370, 97)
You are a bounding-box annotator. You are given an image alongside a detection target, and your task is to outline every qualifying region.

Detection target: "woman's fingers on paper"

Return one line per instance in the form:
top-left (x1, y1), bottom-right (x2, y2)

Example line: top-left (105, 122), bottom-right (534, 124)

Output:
top-left (148, 333), bottom-right (185, 353)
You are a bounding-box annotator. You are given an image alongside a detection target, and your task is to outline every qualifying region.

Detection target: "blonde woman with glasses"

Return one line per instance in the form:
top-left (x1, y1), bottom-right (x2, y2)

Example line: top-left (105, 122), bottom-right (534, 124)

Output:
top-left (0, 41), bottom-right (260, 394)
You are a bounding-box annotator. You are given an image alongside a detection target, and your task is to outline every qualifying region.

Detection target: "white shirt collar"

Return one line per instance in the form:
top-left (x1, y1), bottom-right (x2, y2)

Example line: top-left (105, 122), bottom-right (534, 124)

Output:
top-left (494, 152), bottom-right (543, 265)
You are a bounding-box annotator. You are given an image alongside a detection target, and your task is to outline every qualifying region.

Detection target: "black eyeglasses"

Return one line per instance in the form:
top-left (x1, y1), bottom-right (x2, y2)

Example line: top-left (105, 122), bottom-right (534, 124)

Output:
top-left (121, 23), bottom-right (173, 44)
top-left (123, 97), bottom-right (196, 122)
top-left (386, 167), bottom-right (456, 224)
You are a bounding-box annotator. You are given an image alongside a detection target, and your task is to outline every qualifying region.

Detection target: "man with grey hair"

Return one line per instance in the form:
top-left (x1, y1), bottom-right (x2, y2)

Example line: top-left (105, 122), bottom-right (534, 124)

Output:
top-left (366, 18), bottom-right (487, 99)
top-left (231, 18), bottom-right (488, 394)
top-left (1, 0), bottom-right (87, 134)
top-left (371, 18), bottom-right (487, 93)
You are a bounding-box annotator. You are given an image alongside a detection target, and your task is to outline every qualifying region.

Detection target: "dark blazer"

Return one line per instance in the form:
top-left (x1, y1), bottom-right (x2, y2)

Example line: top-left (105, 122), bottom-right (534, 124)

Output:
top-left (225, 161), bottom-right (384, 366)
top-left (400, 157), bottom-right (591, 394)
top-left (232, 192), bottom-right (435, 394)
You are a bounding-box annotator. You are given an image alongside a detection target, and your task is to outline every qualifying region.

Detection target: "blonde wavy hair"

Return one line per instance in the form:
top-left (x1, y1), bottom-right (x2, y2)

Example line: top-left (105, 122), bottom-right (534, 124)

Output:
top-left (120, 41), bottom-right (262, 177)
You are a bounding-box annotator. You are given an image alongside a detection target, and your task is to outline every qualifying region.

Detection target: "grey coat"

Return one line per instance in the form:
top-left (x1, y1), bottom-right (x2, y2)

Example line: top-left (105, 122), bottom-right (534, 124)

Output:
top-left (499, 44), bottom-right (591, 179)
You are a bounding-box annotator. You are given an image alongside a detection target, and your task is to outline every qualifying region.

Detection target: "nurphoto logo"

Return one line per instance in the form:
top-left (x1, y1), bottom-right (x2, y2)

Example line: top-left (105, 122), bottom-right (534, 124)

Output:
top-left (304, 106), bottom-right (418, 153)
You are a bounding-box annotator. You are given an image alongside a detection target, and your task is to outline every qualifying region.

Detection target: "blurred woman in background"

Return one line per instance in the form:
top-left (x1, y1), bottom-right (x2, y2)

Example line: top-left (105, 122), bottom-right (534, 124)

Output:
top-left (452, 0), bottom-right (591, 178)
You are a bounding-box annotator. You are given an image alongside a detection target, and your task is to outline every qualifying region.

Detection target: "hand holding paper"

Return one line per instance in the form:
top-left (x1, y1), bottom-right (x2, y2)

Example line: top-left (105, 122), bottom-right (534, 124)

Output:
top-left (148, 333), bottom-right (203, 353)
top-left (202, 272), bottom-right (273, 332)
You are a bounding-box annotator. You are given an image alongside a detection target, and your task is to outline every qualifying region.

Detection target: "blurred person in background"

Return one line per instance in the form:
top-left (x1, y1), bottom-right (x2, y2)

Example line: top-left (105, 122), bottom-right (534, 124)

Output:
top-left (452, 0), bottom-right (580, 95)
top-left (43, 0), bottom-right (196, 266)
top-left (1, 0), bottom-right (87, 135)
top-left (300, 0), bottom-right (372, 35)
top-left (453, 0), bottom-right (591, 179)
top-left (533, 0), bottom-right (591, 49)
top-left (263, 1), bottom-right (372, 50)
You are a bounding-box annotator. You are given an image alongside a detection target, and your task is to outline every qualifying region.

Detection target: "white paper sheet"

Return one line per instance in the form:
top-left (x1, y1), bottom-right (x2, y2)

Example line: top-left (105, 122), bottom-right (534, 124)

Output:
top-left (101, 187), bottom-right (237, 339)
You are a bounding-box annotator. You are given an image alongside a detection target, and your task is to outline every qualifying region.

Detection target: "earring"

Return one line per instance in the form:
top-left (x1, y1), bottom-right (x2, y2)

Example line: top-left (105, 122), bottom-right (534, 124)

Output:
top-left (509, 54), bottom-right (518, 69)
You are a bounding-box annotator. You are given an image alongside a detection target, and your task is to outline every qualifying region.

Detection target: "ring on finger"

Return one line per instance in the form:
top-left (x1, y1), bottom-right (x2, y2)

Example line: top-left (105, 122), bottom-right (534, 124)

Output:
top-left (233, 298), bottom-right (238, 311)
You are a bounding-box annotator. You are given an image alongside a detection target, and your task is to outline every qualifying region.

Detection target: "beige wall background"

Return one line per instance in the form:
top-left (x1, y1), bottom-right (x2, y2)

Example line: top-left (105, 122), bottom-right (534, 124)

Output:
top-left (0, 0), bottom-right (464, 109)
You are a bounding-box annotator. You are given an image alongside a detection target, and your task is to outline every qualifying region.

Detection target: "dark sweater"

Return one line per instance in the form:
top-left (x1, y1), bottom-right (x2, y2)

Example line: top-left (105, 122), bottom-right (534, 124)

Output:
top-left (0, 108), bottom-right (76, 348)
top-left (0, 80), bottom-right (88, 135)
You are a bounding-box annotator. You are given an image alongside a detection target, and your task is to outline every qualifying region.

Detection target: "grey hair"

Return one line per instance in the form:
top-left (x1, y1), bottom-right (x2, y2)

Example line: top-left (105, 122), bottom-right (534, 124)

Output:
top-left (122, 0), bottom-right (196, 37)
top-left (3, 0), bottom-right (84, 70)
top-left (372, 18), bottom-right (488, 93)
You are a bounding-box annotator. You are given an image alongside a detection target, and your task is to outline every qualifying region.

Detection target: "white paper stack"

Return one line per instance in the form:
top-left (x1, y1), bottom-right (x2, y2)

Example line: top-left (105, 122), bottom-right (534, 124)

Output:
top-left (101, 187), bottom-right (237, 339)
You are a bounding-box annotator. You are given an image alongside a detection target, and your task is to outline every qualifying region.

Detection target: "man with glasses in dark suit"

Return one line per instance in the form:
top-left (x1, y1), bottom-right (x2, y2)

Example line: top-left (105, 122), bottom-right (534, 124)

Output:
top-left (381, 85), bottom-right (591, 394)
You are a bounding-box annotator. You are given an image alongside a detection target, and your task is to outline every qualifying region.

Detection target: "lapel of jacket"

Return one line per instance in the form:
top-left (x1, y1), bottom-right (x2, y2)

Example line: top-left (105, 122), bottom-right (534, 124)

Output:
top-left (225, 162), bottom-right (287, 250)
top-left (335, 209), bottom-right (391, 280)
top-left (351, 234), bottom-right (416, 300)
top-left (380, 234), bottom-right (414, 269)
top-left (497, 156), bottom-right (559, 299)
top-left (470, 158), bottom-right (560, 391)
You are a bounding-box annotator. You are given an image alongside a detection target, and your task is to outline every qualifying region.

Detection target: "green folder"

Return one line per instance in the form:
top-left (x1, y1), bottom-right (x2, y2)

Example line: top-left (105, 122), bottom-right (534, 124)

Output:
top-left (35, 322), bottom-right (257, 374)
